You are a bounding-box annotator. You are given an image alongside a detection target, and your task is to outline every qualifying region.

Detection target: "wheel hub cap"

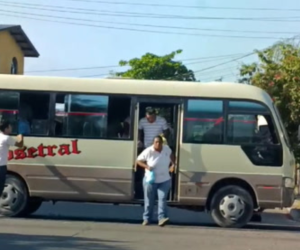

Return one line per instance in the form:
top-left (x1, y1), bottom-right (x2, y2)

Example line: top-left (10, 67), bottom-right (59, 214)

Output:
top-left (219, 194), bottom-right (245, 220)
top-left (0, 183), bottom-right (19, 208)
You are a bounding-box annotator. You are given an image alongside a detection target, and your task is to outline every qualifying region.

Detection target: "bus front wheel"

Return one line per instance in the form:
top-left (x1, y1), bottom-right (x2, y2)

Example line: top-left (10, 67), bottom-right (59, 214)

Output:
top-left (22, 199), bottom-right (43, 216)
top-left (210, 185), bottom-right (254, 228)
top-left (0, 174), bottom-right (29, 217)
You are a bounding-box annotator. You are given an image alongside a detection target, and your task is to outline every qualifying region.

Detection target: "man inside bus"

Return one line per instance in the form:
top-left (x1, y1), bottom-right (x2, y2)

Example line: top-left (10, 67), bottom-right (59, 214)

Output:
top-left (18, 103), bottom-right (32, 135)
top-left (138, 107), bottom-right (169, 149)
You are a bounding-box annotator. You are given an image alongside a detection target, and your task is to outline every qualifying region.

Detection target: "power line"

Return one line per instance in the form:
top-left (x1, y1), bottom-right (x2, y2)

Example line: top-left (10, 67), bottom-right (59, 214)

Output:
top-left (195, 66), bottom-right (238, 76)
top-left (193, 53), bottom-right (254, 73)
top-left (171, 34), bottom-right (297, 79)
top-left (31, 54), bottom-right (247, 78)
top-left (0, 11), bottom-right (289, 40)
top-left (54, 0), bottom-right (300, 12)
top-left (2, 2), bottom-right (300, 22)
top-left (26, 65), bottom-right (120, 73)
top-left (1, 2), bottom-right (298, 34)
top-left (200, 73), bottom-right (236, 82)
top-left (158, 53), bottom-right (254, 80)
top-left (26, 53), bottom-right (245, 73)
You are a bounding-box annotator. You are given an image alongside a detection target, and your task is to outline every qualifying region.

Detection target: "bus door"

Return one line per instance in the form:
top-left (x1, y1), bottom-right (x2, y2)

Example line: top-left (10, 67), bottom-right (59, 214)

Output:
top-left (132, 97), bottom-right (183, 201)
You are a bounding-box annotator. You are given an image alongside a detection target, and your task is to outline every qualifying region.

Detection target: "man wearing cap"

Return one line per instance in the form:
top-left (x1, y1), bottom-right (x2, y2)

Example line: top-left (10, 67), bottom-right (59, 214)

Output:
top-left (138, 107), bottom-right (169, 149)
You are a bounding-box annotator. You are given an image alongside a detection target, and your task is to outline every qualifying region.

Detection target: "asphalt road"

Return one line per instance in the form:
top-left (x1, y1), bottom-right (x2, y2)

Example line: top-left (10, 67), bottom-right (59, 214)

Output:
top-left (0, 202), bottom-right (300, 250)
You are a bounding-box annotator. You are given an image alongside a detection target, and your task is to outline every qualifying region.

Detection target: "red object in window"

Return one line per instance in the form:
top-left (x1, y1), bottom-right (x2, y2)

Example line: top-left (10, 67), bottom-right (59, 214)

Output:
top-left (56, 112), bottom-right (107, 117)
top-left (0, 109), bottom-right (18, 114)
top-left (184, 117), bottom-right (255, 124)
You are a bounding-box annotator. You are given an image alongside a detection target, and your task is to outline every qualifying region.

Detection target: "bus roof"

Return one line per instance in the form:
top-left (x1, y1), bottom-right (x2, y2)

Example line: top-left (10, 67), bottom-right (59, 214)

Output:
top-left (0, 74), bottom-right (272, 104)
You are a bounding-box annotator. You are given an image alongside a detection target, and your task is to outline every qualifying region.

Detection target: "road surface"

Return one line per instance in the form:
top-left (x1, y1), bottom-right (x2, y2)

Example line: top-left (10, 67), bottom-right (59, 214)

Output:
top-left (0, 202), bottom-right (300, 250)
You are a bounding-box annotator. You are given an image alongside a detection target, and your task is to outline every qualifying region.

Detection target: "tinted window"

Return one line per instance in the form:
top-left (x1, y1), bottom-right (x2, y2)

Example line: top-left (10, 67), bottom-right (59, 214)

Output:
top-left (19, 92), bottom-right (51, 136)
top-left (55, 94), bottom-right (108, 138)
top-left (0, 91), bottom-right (19, 110)
top-left (67, 95), bottom-right (109, 113)
top-left (226, 101), bottom-right (278, 145)
top-left (226, 101), bottom-right (282, 166)
top-left (183, 99), bottom-right (224, 143)
top-left (0, 91), bottom-right (19, 134)
top-left (229, 101), bottom-right (268, 113)
top-left (227, 114), bottom-right (257, 144)
top-left (55, 94), bottom-right (132, 139)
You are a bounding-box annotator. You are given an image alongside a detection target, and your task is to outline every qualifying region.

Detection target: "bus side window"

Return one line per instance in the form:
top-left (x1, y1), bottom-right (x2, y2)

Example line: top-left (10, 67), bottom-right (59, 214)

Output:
top-left (183, 99), bottom-right (224, 144)
top-left (0, 91), bottom-right (19, 134)
top-left (19, 92), bottom-right (51, 136)
top-left (226, 101), bottom-right (279, 145)
top-left (54, 94), bottom-right (132, 139)
top-left (226, 101), bottom-right (282, 166)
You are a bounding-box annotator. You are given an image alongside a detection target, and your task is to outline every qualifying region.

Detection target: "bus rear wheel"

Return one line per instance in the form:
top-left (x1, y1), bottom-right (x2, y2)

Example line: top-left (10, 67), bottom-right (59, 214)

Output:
top-left (210, 185), bottom-right (254, 228)
top-left (0, 174), bottom-right (28, 217)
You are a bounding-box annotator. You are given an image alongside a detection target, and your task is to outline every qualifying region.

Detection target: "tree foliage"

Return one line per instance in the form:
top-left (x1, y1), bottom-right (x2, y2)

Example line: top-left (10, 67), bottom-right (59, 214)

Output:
top-left (116, 50), bottom-right (196, 81)
top-left (239, 41), bottom-right (300, 151)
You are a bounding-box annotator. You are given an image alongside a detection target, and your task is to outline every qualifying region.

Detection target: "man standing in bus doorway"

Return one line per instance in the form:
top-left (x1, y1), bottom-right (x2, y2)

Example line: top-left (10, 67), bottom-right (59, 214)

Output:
top-left (0, 120), bottom-right (24, 197)
top-left (138, 107), bottom-right (169, 149)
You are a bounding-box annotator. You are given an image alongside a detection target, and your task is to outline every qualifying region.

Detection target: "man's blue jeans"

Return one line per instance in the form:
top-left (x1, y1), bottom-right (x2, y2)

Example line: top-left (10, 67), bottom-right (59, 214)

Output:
top-left (143, 178), bottom-right (171, 222)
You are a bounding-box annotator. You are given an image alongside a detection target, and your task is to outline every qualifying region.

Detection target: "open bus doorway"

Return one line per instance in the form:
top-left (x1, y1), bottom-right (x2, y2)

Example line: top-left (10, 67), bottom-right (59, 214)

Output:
top-left (133, 99), bottom-right (182, 202)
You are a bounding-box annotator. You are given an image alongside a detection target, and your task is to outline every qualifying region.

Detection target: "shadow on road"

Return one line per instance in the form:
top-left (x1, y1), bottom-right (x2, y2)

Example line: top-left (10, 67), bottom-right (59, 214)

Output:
top-left (26, 214), bottom-right (300, 233)
top-left (0, 233), bottom-right (130, 250)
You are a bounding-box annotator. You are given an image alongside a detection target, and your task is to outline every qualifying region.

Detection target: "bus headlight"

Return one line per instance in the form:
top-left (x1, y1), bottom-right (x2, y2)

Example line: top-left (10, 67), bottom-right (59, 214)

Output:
top-left (284, 177), bottom-right (294, 188)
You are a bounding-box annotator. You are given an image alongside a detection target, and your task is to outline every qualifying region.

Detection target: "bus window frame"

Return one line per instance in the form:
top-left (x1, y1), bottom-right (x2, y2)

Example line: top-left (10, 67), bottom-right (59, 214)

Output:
top-left (0, 89), bottom-right (135, 141)
top-left (0, 88), bottom-right (284, 146)
top-left (182, 97), bottom-right (282, 147)
top-left (50, 92), bottom-right (135, 141)
top-left (272, 103), bottom-right (291, 150)
top-left (182, 97), bottom-right (225, 145)
top-left (224, 99), bottom-right (282, 147)
top-left (0, 89), bottom-right (52, 136)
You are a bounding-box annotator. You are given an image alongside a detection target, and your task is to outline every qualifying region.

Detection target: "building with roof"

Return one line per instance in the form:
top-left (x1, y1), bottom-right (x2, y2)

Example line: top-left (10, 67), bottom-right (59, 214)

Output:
top-left (0, 25), bottom-right (39, 75)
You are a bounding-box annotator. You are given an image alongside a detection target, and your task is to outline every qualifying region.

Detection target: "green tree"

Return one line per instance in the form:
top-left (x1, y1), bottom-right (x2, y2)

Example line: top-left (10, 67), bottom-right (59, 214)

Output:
top-left (116, 50), bottom-right (196, 81)
top-left (239, 41), bottom-right (300, 153)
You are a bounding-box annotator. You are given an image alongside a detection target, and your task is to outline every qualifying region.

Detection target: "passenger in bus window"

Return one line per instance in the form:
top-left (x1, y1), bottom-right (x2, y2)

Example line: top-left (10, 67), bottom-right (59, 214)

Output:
top-left (0, 120), bottom-right (24, 197)
top-left (138, 107), bottom-right (169, 148)
top-left (136, 135), bottom-right (175, 227)
top-left (119, 116), bottom-right (130, 138)
top-left (18, 118), bottom-right (31, 135)
top-left (18, 103), bottom-right (32, 135)
top-left (256, 115), bottom-right (273, 144)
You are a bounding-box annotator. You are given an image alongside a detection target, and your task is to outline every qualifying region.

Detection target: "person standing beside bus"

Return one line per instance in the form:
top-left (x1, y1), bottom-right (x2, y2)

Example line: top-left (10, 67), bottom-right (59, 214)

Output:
top-left (136, 135), bottom-right (175, 227)
top-left (0, 120), bottom-right (24, 196)
top-left (138, 107), bottom-right (169, 149)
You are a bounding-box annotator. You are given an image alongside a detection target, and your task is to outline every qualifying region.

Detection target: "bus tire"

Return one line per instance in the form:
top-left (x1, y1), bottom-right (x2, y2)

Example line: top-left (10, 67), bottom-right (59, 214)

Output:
top-left (21, 199), bottom-right (43, 216)
top-left (210, 185), bottom-right (254, 228)
top-left (0, 174), bottom-right (28, 217)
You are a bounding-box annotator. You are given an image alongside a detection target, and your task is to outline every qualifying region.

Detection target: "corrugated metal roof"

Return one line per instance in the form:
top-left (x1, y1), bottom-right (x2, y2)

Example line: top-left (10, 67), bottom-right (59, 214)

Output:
top-left (0, 25), bottom-right (39, 57)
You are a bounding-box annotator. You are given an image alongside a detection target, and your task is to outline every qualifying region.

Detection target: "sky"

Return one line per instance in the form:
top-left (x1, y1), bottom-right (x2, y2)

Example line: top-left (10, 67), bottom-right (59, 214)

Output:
top-left (1, 0), bottom-right (300, 82)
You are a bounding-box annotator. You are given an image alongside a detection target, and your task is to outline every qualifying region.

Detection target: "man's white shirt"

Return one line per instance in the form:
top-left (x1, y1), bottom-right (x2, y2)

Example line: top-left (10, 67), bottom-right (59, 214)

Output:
top-left (0, 133), bottom-right (15, 166)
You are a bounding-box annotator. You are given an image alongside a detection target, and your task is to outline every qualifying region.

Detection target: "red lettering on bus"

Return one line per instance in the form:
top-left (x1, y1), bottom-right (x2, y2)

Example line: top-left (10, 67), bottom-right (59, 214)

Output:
top-left (8, 140), bottom-right (81, 161)
top-left (47, 145), bottom-right (58, 157)
top-left (58, 144), bottom-right (71, 156)
top-left (27, 147), bottom-right (38, 158)
top-left (14, 148), bottom-right (27, 160)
